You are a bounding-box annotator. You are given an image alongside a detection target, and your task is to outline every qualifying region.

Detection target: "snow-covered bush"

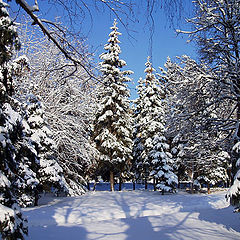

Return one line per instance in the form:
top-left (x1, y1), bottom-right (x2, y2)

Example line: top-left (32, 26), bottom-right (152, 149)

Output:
top-left (23, 94), bottom-right (68, 195)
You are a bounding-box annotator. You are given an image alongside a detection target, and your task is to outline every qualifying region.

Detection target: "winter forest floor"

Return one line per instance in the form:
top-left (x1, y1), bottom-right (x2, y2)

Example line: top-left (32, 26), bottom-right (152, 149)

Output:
top-left (21, 184), bottom-right (240, 240)
top-left (23, 184), bottom-right (240, 240)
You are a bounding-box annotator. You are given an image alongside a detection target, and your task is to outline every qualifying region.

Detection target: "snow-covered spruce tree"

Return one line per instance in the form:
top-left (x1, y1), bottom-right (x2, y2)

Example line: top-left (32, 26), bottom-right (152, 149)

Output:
top-left (227, 143), bottom-right (240, 211)
top-left (23, 94), bottom-right (67, 196)
top-left (3, 56), bottom-right (41, 209)
top-left (169, 133), bottom-right (187, 187)
top-left (92, 19), bottom-right (133, 191)
top-left (0, 1), bottom-right (28, 238)
top-left (149, 135), bottom-right (178, 194)
top-left (132, 77), bottom-right (145, 186)
top-left (133, 57), bottom-right (168, 189)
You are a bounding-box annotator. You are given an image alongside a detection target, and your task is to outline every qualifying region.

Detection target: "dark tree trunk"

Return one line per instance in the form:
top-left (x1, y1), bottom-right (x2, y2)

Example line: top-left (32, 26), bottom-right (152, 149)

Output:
top-left (145, 178), bottom-right (148, 190)
top-left (93, 181), bottom-right (97, 191)
top-left (34, 189), bottom-right (39, 206)
top-left (119, 176), bottom-right (122, 191)
top-left (133, 181), bottom-right (136, 190)
top-left (190, 181), bottom-right (194, 194)
top-left (207, 183), bottom-right (211, 194)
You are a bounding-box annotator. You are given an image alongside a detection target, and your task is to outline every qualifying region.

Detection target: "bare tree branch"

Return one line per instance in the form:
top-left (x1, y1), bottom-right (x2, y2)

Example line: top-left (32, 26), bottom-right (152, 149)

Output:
top-left (15, 0), bottom-right (96, 79)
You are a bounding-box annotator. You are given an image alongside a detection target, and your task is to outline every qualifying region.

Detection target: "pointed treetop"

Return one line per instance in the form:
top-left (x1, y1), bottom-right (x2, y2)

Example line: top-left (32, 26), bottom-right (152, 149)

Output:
top-left (144, 56), bottom-right (156, 74)
top-left (100, 19), bottom-right (126, 69)
top-left (108, 19), bottom-right (121, 43)
top-left (144, 56), bottom-right (157, 85)
top-left (111, 19), bottom-right (118, 31)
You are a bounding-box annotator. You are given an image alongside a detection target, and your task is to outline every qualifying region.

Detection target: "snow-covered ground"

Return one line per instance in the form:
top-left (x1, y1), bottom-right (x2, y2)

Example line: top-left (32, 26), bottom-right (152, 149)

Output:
top-left (21, 189), bottom-right (240, 240)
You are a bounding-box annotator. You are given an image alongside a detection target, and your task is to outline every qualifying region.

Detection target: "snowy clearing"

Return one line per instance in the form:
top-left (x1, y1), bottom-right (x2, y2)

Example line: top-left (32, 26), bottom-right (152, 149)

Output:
top-left (21, 189), bottom-right (240, 240)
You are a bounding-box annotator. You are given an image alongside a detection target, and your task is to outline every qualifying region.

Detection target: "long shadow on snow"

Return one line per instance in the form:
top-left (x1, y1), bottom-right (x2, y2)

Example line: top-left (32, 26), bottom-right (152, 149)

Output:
top-left (23, 195), bottom-right (90, 240)
top-left (112, 191), bottom-right (240, 240)
top-left (26, 225), bottom-right (87, 240)
top-left (112, 192), bottom-right (189, 240)
top-left (175, 192), bottom-right (240, 232)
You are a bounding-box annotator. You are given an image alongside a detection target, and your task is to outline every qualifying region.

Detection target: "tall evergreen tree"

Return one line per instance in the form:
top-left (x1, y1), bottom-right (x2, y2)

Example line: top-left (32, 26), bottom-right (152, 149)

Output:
top-left (0, 0), bottom-right (28, 238)
top-left (132, 77), bottom-right (145, 185)
top-left (92, 19), bottom-right (133, 191)
top-left (133, 57), bottom-right (167, 188)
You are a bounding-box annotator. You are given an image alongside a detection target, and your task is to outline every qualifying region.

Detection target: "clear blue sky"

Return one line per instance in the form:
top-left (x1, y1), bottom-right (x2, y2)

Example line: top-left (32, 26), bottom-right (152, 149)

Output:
top-left (80, 4), bottom-right (196, 100)
top-left (10, 1), bottom-right (196, 100)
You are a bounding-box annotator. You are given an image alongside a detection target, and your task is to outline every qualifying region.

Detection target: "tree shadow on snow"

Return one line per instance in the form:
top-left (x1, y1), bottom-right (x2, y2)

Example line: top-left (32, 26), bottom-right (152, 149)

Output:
top-left (177, 193), bottom-right (240, 232)
top-left (24, 196), bottom-right (90, 240)
top-left (26, 225), bottom-right (87, 240)
top-left (112, 191), bottom-right (240, 240)
top-left (24, 190), bottom-right (240, 240)
top-left (112, 192), bottom-right (186, 240)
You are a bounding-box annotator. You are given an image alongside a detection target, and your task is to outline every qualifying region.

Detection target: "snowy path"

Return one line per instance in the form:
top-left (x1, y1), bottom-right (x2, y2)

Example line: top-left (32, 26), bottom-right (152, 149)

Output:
top-left (23, 190), bottom-right (240, 240)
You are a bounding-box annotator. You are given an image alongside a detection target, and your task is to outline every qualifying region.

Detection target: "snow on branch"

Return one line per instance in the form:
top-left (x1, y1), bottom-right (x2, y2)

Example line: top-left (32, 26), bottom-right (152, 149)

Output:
top-left (15, 0), bottom-right (95, 79)
top-left (16, 0), bottom-right (39, 12)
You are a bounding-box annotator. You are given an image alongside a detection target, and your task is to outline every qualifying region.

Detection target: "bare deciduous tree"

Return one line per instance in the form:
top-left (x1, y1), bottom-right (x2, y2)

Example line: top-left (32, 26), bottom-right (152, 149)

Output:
top-left (177, 0), bottom-right (240, 208)
top-left (16, 21), bottom-right (99, 195)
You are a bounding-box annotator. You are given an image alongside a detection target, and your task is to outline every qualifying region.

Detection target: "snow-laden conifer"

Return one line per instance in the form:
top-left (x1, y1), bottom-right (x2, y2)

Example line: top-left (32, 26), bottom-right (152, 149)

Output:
top-left (132, 77), bottom-right (145, 183)
top-left (93, 19), bottom-right (133, 191)
top-left (0, 1), bottom-right (28, 238)
top-left (197, 150), bottom-right (230, 193)
top-left (227, 142), bottom-right (240, 211)
top-left (133, 57), bottom-right (168, 188)
top-left (24, 95), bottom-right (68, 195)
top-left (149, 135), bottom-right (178, 193)
top-left (170, 133), bottom-right (187, 185)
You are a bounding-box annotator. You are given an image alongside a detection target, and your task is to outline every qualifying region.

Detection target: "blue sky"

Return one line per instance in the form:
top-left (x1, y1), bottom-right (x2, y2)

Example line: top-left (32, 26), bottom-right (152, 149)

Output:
top-left (80, 4), bottom-right (197, 99)
top-left (10, 1), bottom-right (196, 100)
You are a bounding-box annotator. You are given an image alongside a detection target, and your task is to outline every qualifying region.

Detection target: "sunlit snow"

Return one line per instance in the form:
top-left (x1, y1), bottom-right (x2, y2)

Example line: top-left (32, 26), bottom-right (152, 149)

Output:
top-left (21, 188), bottom-right (240, 240)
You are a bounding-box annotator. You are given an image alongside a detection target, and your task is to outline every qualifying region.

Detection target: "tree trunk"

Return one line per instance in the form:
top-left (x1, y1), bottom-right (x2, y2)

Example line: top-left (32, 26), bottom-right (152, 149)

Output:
top-left (119, 176), bottom-right (122, 191)
top-left (190, 181), bottom-right (194, 194)
top-left (190, 167), bottom-right (194, 194)
top-left (207, 183), bottom-right (211, 194)
top-left (87, 182), bottom-right (90, 191)
top-left (34, 189), bottom-right (39, 206)
top-left (110, 171), bottom-right (114, 191)
top-left (93, 180), bottom-right (97, 191)
top-left (145, 177), bottom-right (148, 190)
top-left (133, 181), bottom-right (136, 190)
